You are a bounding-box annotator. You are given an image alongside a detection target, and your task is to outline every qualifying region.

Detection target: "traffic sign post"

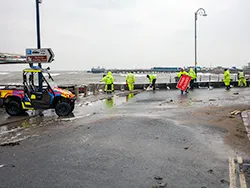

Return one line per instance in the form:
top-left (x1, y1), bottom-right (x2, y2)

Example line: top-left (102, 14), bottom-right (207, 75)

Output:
top-left (26, 48), bottom-right (55, 63)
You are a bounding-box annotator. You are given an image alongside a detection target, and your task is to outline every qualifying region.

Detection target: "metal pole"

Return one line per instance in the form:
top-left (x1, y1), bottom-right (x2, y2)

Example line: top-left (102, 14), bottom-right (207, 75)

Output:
top-left (194, 12), bottom-right (197, 79)
top-left (36, 0), bottom-right (43, 91)
top-left (36, 0), bottom-right (41, 62)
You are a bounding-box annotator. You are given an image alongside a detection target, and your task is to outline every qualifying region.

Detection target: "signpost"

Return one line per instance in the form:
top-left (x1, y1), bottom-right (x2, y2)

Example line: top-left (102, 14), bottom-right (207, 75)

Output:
top-left (26, 48), bottom-right (54, 63)
top-left (176, 74), bottom-right (192, 91)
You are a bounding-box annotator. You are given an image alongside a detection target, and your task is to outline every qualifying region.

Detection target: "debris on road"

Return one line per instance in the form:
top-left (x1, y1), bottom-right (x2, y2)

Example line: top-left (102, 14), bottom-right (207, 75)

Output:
top-left (184, 146), bottom-right (189, 150)
top-left (208, 99), bottom-right (216, 101)
top-left (220, 179), bottom-right (229, 184)
top-left (207, 169), bottom-right (213, 174)
top-left (230, 110), bottom-right (241, 115)
top-left (208, 86), bottom-right (214, 90)
top-left (234, 134), bottom-right (245, 139)
top-left (233, 92), bottom-right (239, 95)
top-left (151, 182), bottom-right (167, 188)
top-left (154, 176), bottom-right (163, 180)
top-left (159, 99), bottom-right (174, 106)
top-left (192, 99), bottom-right (203, 102)
top-left (0, 141), bottom-right (20, 147)
top-left (0, 164), bottom-right (15, 168)
top-left (158, 182), bottom-right (167, 188)
top-left (236, 128), bottom-right (247, 134)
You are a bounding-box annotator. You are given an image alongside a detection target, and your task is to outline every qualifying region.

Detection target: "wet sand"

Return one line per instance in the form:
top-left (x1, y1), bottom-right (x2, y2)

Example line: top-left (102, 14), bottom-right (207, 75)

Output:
top-left (191, 105), bottom-right (250, 156)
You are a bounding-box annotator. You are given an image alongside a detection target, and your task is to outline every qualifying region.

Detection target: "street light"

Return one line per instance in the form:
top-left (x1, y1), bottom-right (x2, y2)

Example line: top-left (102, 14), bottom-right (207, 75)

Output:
top-left (194, 8), bottom-right (207, 77)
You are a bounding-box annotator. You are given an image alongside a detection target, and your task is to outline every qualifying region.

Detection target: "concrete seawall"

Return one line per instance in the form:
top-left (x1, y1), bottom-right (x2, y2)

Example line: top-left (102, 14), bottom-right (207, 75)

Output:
top-left (53, 80), bottom-right (249, 99)
top-left (112, 81), bottom-right (248, 90)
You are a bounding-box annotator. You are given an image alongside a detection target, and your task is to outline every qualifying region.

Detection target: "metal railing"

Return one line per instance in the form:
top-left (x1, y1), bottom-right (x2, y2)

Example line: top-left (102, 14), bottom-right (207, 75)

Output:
top-left (168, 74), bottom-right (239, 83)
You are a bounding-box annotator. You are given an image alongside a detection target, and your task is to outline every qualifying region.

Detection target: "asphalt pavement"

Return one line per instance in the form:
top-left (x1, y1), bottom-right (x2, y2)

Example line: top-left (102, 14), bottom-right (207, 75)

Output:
top-left (1, 88), bottom-right (250, 188)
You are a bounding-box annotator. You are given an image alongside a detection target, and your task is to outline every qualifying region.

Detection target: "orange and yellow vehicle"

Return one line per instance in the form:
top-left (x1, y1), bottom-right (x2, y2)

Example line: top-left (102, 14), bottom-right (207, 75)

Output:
top-left (0, 67), bottom-right (76, 116)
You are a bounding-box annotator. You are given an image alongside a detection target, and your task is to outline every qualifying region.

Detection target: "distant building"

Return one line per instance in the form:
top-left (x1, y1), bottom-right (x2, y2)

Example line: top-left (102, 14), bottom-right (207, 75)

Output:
top-left (151, 67), bottom-right (181, 72)
top-left (90, 67), bottom-right (105, 73)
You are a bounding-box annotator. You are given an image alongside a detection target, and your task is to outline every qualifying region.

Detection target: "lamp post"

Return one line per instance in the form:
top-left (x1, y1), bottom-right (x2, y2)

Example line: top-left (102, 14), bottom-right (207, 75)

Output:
top-left (36, 0), bottom-right (42, 67)
top-left (194, 8), bottom-right (207, 77)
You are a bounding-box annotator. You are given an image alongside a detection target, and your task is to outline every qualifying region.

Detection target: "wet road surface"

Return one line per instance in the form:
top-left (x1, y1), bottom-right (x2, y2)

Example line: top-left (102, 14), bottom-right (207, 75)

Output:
top-left (1, 88), bottom-right (250, 188)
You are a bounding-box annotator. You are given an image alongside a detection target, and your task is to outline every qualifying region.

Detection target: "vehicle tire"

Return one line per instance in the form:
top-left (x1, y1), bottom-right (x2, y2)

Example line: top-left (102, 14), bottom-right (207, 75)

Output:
top-left (70, 102), bottom-right (75, 112)
top-left (55, 102), bottom-right (71, 116)
top-left (0, 99), bottom-right (3, 107)
top-left (5, 100), bottom-right (22, 116)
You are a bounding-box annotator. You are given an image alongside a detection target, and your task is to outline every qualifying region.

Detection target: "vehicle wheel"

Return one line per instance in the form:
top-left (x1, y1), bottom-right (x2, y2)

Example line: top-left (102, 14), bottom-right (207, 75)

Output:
top-left (70, 102), bottom-right (75, 112)
top-left (5, 100), bottom-right (22, 116)
top-left (55, 102), bottom-right (71, 116)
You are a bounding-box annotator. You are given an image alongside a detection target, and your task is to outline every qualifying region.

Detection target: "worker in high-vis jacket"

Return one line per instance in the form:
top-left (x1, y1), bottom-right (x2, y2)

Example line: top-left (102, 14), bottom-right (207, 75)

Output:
top-left (223, 68), bottom-right (231, 90)
top-left (146, 74), bottom-right (157, 90)
top-left (101, 71), bottom-right (114, 93)
top-left (126, 71), bottom-right (135, 91)
top-left (177, 68), bottom-right (189, 94)
top-left (102, 74), bottom-right (107, 92)
top-left (238, 71), bottom-right (247, 87)
top-left (188, 68), bottom-right (196, 90)
top-left (177, 68), bottom-right (188, 79)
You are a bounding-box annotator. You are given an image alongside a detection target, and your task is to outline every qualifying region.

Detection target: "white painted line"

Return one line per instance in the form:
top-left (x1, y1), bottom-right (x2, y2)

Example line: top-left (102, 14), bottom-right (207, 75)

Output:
top-left (237, 156), bottom-right (243, 164)
top-left (229, 157), bottom-right (236, 188)
top-left (239, 170), bottom-right (247, 188)
top-left (237, 156), bottom-right (247, 188)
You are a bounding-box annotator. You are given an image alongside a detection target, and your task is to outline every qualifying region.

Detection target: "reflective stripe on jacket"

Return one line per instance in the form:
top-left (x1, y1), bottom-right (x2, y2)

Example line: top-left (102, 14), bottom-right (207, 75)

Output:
top-left (238, 71), bottom-right (244, 79)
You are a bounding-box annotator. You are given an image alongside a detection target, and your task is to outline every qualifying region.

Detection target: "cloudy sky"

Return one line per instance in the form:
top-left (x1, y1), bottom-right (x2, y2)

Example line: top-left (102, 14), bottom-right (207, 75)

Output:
top-left (0, 0), bottom-right (249, 71)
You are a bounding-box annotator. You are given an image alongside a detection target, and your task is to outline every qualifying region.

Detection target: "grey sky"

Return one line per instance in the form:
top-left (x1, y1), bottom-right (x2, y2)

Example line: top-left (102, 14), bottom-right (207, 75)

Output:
top-left (0, 0), bottom-right (249, 71)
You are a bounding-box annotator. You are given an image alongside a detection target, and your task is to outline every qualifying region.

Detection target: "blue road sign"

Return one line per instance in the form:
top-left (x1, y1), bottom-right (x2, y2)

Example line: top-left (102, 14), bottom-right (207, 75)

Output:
top-left (26, 49), bottom-right (32, 55)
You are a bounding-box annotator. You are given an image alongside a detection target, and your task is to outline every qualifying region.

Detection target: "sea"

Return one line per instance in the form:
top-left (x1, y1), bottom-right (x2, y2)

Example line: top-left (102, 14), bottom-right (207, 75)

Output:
top-left (0, 71), bottom-right (239, 86)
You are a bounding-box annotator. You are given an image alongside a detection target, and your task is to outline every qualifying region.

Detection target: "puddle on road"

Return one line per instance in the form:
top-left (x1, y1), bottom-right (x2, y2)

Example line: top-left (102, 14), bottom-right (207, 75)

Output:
top-left (0, 94), bottom-right (133, 144)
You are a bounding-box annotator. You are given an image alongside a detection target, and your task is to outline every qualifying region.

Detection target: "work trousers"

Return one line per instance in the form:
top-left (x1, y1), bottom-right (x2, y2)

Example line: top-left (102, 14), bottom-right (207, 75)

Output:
top-left (152, 79), bottom-right (156, 90)
top-left (238, 78), bottom-right (247, 87)
top-left (190, 79), bottom-right (195, 90)
top-left (106, 84), bottom-right (114, 93)
top-left (127, 83), bottom-right (134, 91)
